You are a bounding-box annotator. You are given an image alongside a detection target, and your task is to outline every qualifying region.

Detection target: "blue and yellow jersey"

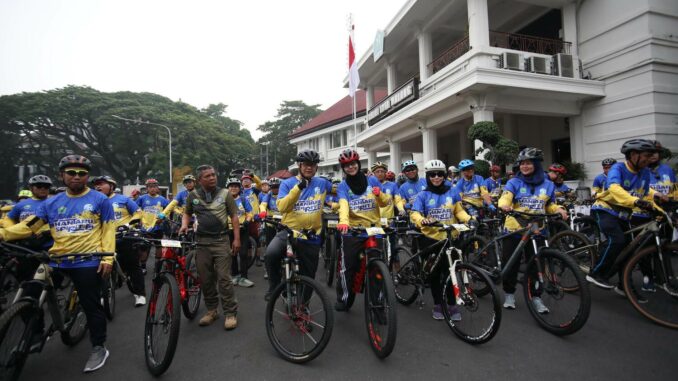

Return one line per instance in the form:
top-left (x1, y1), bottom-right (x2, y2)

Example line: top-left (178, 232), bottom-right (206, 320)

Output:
top-left (243, 187), bottom-right (260, 217)
top-left (484, 177), bottom-right (502, 198)
top-left (136, 194), bottom-right (169, 232)
top-left (592, 173), bottom-right (607, 196)
top-left (455, 175), bottom-right (489, 208)
top-left (410, 188), bottom-right (471, 241)
top-left (592, 162), bottom-right (656, 220)
top-left (324, 193), bottom-right (339, 212)
top-left (258, 191), bottom-right (269, 205)
top-left (162, 189), bottom-right (189, 216)
top-left (6, 198), bottom-right (45, 225)
top-left (499, 177), bottom-right (562, 232)
top-left (0, 188), bottom-right (115, 266)
top-left (649, 164), bottom-right (676, 199)
top-left (379, 180), bottom-right (399, 219)
top-left (396, 178), bottom-right (427, 211)
top-left (109, 193), bottom-right (141, 227)
top-left (259, 192), bottom-right (280, 217)
top-left (554, 182), bottom-right (572, 198)
top-left (338, 176), bottom-right (389, 228)
top-left (276, 176), bottom-right (331, 235)
top-left (0, 204), bottom-right (14, 228)
top-left (229, 194), bottom-right (253, 227)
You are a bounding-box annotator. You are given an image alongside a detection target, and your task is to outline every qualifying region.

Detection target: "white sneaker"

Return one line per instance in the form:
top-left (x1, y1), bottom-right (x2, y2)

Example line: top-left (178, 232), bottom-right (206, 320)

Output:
top-left (503, 293), bottom-right (516, 309)
top-left (232, 275), bottom-right (240, 286)
top-left (532, 297), bottom-right (550, 314)
top-left (134, 295), bottom-right (146, 307)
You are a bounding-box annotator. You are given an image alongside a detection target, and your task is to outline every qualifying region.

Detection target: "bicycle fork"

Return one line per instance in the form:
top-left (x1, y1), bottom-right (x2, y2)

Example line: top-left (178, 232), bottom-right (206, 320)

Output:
top-left (445, 247), bottom-right (466, 306)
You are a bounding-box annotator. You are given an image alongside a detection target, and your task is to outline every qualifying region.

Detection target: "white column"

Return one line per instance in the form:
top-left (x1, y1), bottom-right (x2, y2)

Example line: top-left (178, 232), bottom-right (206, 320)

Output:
top-left (367, 150), bottom-right (378, 168)
top-left (421, 126), bottom-right (438, 163)
top-left (366, 86), bottom-right (375, 111)
top-left (562, 2), bottom-right (580, 78)
top-left (467, 0), bottom-right (489, 50)
top-left (387, 62), bottom-right (397, 94)
top-left (388, 140), bottom-right (401, 174)
top-left (417, 30), bottom-right (433, 82)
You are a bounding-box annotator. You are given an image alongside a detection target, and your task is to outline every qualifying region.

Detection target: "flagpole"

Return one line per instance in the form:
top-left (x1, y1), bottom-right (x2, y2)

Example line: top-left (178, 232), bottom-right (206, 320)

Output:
top-left (349, 13), bottom-right (358, 150)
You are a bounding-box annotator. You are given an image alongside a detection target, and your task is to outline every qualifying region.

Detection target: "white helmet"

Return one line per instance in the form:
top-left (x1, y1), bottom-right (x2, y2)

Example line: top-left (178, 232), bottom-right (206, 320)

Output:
top-left (448, 165), bottom-right (459, 173)
top-left (425, 159), bottom-right (446, 173)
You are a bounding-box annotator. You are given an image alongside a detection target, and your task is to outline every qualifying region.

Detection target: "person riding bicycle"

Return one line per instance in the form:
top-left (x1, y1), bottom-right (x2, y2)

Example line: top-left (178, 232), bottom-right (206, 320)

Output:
top-left (324, 178), bottom-right (341, 211)
top-left (647, 141), bottom-right (676, 201)
top-left (226, 177), bottom-right (254, 288)
top-left (498, 147), bottom-right (568, 312)
top-left (334, 149), bottom-right (390, 311)
top-left (396, 160), bottom-right (427, 217)
top-left (136, 178), bottom-right (169, 273)
top-left (162, 174), bottom-right (196, 222)
top-left (455, 159), bottom-right (495, 218)
top-left (588, 139), bottom-right (663, 290)
top-left (484, 165), bottom-right (503, 200)
top-left (547, 163), bottom-right (574, 199)
top-left (259, 177), bottom-right (281, 279)
top-left (264, 149), bottom-right (331, 301)
top-left (410, 159), bottom-right (475, 320)
top-left (592, 158), bottom-right (618, 198)
top-left (92, 175), bottom-right (146, 307)
top-left (16, 189), bottom-right (33, 202)
top-left (385, 170), bottom-right (396, 182)
top-left (0, 154), bottom-right (115, 372)
top-left (371, 161), bottom-right (400, 270)
top-left (447, 165), bottom-right (460, 186)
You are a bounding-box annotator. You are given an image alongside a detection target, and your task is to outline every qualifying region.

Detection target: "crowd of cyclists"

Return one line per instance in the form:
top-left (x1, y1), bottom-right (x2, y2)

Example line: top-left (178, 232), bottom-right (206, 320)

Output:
top-left (0, 136), bottom-right (675, 375)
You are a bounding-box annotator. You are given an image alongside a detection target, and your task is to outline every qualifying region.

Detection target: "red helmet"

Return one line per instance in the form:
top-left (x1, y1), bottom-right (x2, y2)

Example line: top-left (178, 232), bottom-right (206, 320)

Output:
top-left (131, 189), bottom-right (140, 197)
top-left (385, 171), bottom-right (396, 181)
top-left (338, 149), bottom-right (360, 165)
top-left (549, 163), bottom-right (567, 175)
top-left (490, 165), bottom-right (501, 172)
top-left (145, 178), bottom-right (159, 186)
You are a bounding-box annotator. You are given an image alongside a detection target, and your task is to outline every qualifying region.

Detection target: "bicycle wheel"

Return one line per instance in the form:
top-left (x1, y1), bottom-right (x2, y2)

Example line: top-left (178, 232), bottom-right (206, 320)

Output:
top-left (181, 251), bottom-right (202, 320)
top-left (0, 301), bottom-right (35, 380)
top-left (102, 270), bottom-right (116, 321)
top-left (325, 234), bottom-right (337, 287)
top-left (144, 272), bottom-right (181, 376)
top-left (523, 249), bottom-right (591, 336)
top-left (246, 237), bottom-right (257, 269)
top-left (60, 285), bottom-right (88, 346)
top-left (549, 220), bottom-right (570, 235)
top-left (548, 230), bottom-right (597, 275)
top-left (0, 270), bottom-right (19, 313)
top-left (574, 216), bottom-right (600, 244)
top-left (391, 246), bottom-right (412, 273)
top-left (393, 254), bottom-right (420, 305)
top-left (622, 242), bottom-right (678, 329)
top-left (265, 275), bottom-right (333, 363)
top-left (441, 263), bottom-right (501, 344)
top-left (364, 260), bottom-right (397, 358)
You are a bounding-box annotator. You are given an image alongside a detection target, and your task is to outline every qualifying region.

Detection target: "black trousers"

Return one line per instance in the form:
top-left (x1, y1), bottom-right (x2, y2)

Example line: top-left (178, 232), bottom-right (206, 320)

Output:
top-left (417, 236), bottom-right (447, 305)
top-left (115, 238), bottom-right (146, 296)
top-left (592, 210), bottom-right (630, 279)
top-left (229, 227), bottom-right (250, 279)
top-left (336, 235), bottom-right (383, 305)
top-left (264, 230), bottom-right (320, 294)
top-left (501, 234), bottom-right (542, 296)
top-left (58, 266), bottom-right (106, 347)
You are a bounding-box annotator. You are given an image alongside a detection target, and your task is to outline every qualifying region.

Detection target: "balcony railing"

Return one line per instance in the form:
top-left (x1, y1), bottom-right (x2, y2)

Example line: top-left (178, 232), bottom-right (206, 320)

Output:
top-left (428, 36), bottom-right (470, 74)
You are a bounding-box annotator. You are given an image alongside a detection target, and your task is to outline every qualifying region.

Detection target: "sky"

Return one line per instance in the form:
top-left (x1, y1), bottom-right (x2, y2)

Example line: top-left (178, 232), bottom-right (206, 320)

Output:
top-left (0, 0), bottom-right (406, 140)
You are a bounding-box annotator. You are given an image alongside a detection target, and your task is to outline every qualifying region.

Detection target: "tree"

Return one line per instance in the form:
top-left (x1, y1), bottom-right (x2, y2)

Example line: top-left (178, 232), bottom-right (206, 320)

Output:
top-left (468, 121), bottom-right (519, 168)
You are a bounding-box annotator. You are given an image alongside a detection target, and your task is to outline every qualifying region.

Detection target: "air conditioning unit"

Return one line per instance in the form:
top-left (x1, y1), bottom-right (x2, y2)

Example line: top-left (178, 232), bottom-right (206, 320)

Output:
top-left (552, 53), bottom-right (574, 78)
top-left (526, 56), bottom-right (550, 74)
top-left (499, 52), bottom-right (524, 71)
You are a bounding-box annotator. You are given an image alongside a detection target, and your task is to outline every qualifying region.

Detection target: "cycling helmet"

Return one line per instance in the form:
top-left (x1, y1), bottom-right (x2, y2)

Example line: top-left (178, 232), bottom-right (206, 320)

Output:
top-left (296, 149), bottom-right (321, 164)
top-left (370, 161), bottom-right (388, 172)
top-left (261, 179), bottom-right (270, 185)
top-left (28, 175), bottom-right (53, 186)
top-left (338, 149), bottom-right (360, 165)
top-left (182, 174), bottom-right (196, 183)
top-left (241, 173), bottom-right (252, 180)
top-left (620, 139), bottom-right (657, 155)
top-left (516, 147), bottom-right (544, 162)
top-left (654, 140), bottom-right (672, 160)
top-left (268, 177), bottom-right (281, 186)
top-left (448, 165), bottom-right (459, 174)
top-left (601, 158), bottom-right (617, 167)
top-left (332, 177), bottom-right (342, 184)
top-left (385, 171), bottom-right (396, 181)
top-left (548, 163), bottom-right (567, 175)
top-left (458, 159), bottom-right (475, 171)
top-left (226, 178), bottom-right (241, 187)
top-left (424, 159), bottom-right (446, 173)
top-left (145, 178), bottom-right (159, 186)
top-left (58, 154), bottom-right (92, 171)
top-left (17, 190), bottom-right (33, 199)
top-left (490, 165), bottom-right (501, 172)
top-left (130, 189), bottom-right (140, 197)
top-left (401, 160), bottom-right (417, 171)
top-left (92, 175), bottom-right (117, 188)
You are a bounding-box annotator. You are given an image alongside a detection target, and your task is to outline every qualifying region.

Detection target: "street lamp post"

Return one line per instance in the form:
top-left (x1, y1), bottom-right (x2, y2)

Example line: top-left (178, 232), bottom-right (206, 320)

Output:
top-left (111, 115), bottom-right (173, 190)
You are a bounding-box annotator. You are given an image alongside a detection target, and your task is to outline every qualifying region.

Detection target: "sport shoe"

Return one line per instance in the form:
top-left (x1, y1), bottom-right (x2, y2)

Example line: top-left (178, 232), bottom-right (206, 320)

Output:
top-left (199, 310), bottom-right (219, 326)
top-left (613, 285), bottom-right (626, 297)
top-left (134, 295), bottom-right (146, 307)
top-left (642, 276), bottom-right (656, 292)
top-left (586, 274), bottom-right (614, 289)
top-left (503, 293), bottom-right (516, 309)
top-left (432, 304), bottom-right (444, 320)
top-left (83, 346), bottom-right (109, 373)
top-left (224, 315), bottom-right (237, 330)
top-left (264, 270), bottom-right (268, 280)
top-left (532, 297), bottom-right (550, 314)
top-left (238, 277), bottom-right (254, 288)
top-left (141, 263), bottom-right (147, 275)
top-left (614, 285), bottom-right (648, 304)
top-left (447, 305), bottom-right (462, 321)
top-left (231, 275), bottom-right (240, 285)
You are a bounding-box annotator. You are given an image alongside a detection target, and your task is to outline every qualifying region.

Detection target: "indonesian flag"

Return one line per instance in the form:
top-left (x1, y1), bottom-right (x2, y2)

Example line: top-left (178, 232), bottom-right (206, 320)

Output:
top-left (348, 23), bottom-right (360, 98)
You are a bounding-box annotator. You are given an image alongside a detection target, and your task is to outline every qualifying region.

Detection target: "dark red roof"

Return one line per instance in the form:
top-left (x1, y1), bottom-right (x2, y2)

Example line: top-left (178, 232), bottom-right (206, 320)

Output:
top-left (290, 89), bottom-right (387, 138)
top-left (268, 169), bottom-right (293, 179)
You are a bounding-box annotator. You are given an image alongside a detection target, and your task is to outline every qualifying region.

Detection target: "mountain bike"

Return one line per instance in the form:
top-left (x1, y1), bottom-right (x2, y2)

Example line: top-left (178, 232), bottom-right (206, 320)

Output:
top-left (262, 218), bottom-right (333, 363)
top-left (393, 222), bottom-right (501, 344)
top-left (0, 242), bottom-right (112, 381)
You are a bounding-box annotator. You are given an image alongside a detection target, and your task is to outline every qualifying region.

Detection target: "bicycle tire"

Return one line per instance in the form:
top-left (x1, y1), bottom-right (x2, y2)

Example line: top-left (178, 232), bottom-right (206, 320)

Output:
top-left (364, 260), bottom-right (397, 358)
top-left (265, 275), bottom-right (333, 363)
top-left (523, 249), bottom-right (591, 336)
top-left (574, 216), bottom-right (600, 244)
top-left (393, 254), bottom-right (420, 305)
top-left (0, 270), bottom-right (19, 313)
top-left (462, 235), bottom-right (494, 296)
top-left (325, 234), bottom-right (337, 287)
top-left (102, 271), bottom-right (116, 321)
top-left (181, 251), bottom-right (202, 320)
top-left (391, 246), bottom-right (412, 273)
top-left (0, 301), bottom-right (35, 381)
top-left (549, 220), bottom-right (571, 235)
top-left (246, 237), bottom-right (258, 269)
top-left (60, 285), bottom-right (88, 346)
top-left (441, 263), bottom-right (501, 344)
top-left (144, 272), bottom-right (181, 376)
top-left (622, 242), bottom-right (678, 329)
top-left (548, 230), bottom-right (597, 276)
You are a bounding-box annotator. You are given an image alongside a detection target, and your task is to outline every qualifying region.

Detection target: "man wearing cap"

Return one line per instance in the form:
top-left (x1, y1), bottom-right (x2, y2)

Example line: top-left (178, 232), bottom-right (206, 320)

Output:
top-left (136, 179), bottom-right (169, 272)
top-left (484, 165), bottom-right (503, 200)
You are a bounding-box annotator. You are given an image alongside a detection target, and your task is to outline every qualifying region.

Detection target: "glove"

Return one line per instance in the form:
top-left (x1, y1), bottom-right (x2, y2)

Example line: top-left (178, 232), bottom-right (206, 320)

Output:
top-left (635, 199), bottom-right (653, 211)
top-left (421, 218), bottom-right (435, 226)
top-left (372, 187), bottom-right (381, 196)
top-left (254, 211), bottom-right (266, 222)
top-left (337, 224), bottom-right (349, 234)
top-left (297, 178), bottom-right (308, 190)
top-left (156, 213), bottom-right (166, 220)
top-left (468, 219), bottom-right (479, 229)
top-left (487, 204), bottom-right (497, 212)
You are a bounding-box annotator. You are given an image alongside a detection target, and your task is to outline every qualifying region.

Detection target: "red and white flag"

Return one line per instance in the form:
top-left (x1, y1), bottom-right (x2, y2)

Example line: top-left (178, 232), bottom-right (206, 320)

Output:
top-left (348, 21), bottom-right (360, 98)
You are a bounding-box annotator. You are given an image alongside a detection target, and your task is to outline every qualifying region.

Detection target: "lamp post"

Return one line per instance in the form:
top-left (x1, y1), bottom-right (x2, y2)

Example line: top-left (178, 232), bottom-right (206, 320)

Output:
top-left (111, 115), bottom-right (173, 190)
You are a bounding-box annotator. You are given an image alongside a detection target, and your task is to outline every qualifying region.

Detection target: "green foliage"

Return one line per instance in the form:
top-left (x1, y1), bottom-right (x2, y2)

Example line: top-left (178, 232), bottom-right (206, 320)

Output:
top-left (468, 121), bottom-right (500, 146)
top-left (474, 160), bottom-right (490, 178)
top-left (562, 161), bottom-right (586, 181)
top-left (468, 121), bottom-right (519, 167)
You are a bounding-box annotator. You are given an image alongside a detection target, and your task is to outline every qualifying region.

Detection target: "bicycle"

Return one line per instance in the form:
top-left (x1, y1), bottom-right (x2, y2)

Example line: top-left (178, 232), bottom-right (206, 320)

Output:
top-left (393, 222), bottom-right (501, 344)
top-left (0, 242), bottom-right (112, 380)
top-left (321, 211), bottom-right (339, 287)
top-left (464, 210), bottom-right (591, 336)
top-left (0, 257), bottom-right (19, 315)
top-left (262, 218), bottom-right (333, 364)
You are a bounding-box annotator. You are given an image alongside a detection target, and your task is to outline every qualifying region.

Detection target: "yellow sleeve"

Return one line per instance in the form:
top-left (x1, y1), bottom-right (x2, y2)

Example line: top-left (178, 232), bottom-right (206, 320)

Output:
top-left (453, 202), bottom-right (472, 223)
top-left (259, 202), bottom-right (268, 213)
top-left (480, 185), bottom-right (489, 197)
top-left (130, 210), bottom-right (143, 223)
top-left (0, 216), bottom-right (46, 242)
top-left (375, 190), bottom-right (389, 208)
top-left (498, 191), bottom-right (514, 209)
top-left (395, 194), bottom-right (405, 211)
top-left (591, 186), bottom-right (602, 196)
top-left (330, 202), bottom-right (340, 212)
top-left (606, 184), bottom-right (639, 209)
top-left (1, 216), bottom-right (15, 229)
top-left (162, 199), bottom-right (178, 215)
top-left (277, 185), bottom-right (302, 213)
top-left (338, 199), bottom-right (350, 225)
top-left (410, 210), bottom-right (425, 228)
top-left (253, 175), bottom-right (262, 189)
top-left (101, 220), bottom-right (116, 265)
top-left (546, 203), bottom-right (563, 214)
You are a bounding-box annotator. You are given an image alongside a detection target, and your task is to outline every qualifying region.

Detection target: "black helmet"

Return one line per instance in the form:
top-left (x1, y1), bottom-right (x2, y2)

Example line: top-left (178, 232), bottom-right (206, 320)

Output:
top-left (620, 139), bottom-right (657, 155)
top-left (226, 178), bottom-right (241, 187)
top-left (268, 177), bottom-right (281, 186)
top-left (182, 174), bottom-right (196, 183)
top-left (58, 154), bottom-right (92, 171)
top-left (296, 149), bottom-right (320, 164)
top-left (516, 147), bottom-right (543, 162)
top-left (653, 140), bottom-right (672, 160)
top-left (92, 175), bottom-right (117, 189)
top-left (28, 175), bottom-right (53, 186)
top-left (601, 158), bottom-right (617, 167)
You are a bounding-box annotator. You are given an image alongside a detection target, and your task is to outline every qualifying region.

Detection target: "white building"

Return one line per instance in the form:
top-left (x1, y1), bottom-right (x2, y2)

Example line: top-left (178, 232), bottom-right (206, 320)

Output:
top-left (328, 0), bottom-right (678, 183)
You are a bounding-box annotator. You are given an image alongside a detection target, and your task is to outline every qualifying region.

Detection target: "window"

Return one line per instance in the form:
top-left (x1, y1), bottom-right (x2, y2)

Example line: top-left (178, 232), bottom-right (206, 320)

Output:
top-left (307, 138), bottom-right (319, 151)
top-left (330, 129), bottom-right (347, 148)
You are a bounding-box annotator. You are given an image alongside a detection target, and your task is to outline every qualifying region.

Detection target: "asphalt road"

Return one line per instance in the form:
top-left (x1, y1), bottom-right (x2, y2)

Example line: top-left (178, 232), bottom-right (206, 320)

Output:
top-left (18, 260), bottom-right (678, 381)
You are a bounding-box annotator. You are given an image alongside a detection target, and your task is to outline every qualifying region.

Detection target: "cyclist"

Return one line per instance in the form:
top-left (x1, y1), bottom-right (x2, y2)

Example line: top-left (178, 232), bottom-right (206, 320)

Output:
top-left (0, 155), bottom-right (115, 372)
top-left (335, 149), bottom-right (390, 311)
top-left (410, 159), bottom-right (475, 320)
top-left (264, 149), bottom-right (331, 301)
top-left (259, 177), bottom-right (281, 279)
top-left (324, 178), bottom-right (341, 211)
top-left (447, 165), bottom-right (460, 186)
top-left (648, 141), bottom-right (676, 200)
top-left (386, 170), bottom-right (396, 182)
top-left (130, 189), bottom-right (141, 202)
top-left (396, 160), bottom-right (427, 217)
top-left (136, 179), bottom-right (169, 273)
top-left (162, 174), bottom-right (196, 222)
top-left (547, 163), bottom-right (574, 199)
top-left (455, 159), bottom-right (495, 218)
top-left (242, 172), bottom-right (264, 266)
top-left (259, 179), bottom-right (270, 202)
top-left (371, 161), bottom-right (400, 269)
top-left (588, 139), bottom-right (662, 289)
top-left (592, 158), bottom-right (617, 198)
top-left (226, 177), bottom-right (254, 288)
top-left (92, 175), bottom-right (146, 306)
top-left (498, 147), bottom-right (568, 311)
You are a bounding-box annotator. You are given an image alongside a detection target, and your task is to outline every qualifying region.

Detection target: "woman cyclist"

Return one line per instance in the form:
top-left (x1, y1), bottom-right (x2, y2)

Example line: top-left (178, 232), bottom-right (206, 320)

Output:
top-left (455, 159), bottom-right (495, 217)
top-left (226, 177), bottom-right (254, 288)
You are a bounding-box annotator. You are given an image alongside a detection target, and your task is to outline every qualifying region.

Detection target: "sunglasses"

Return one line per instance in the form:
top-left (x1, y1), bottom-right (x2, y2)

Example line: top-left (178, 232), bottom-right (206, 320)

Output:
top-left (65, 170), bottom-right (89, 177)
top-left (404, 167), bottom-right (417, 173)
top-left (32, 184), bottom-right (51, 189)
top-left (428, 172), bottom-right (446, 178)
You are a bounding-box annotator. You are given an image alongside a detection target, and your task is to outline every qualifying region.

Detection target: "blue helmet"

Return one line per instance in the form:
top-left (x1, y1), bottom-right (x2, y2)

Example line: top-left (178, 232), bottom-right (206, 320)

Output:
top-left (401, 160), bottom-right (417, 171)
top-left (458, 159), bottom-right (475, 171)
